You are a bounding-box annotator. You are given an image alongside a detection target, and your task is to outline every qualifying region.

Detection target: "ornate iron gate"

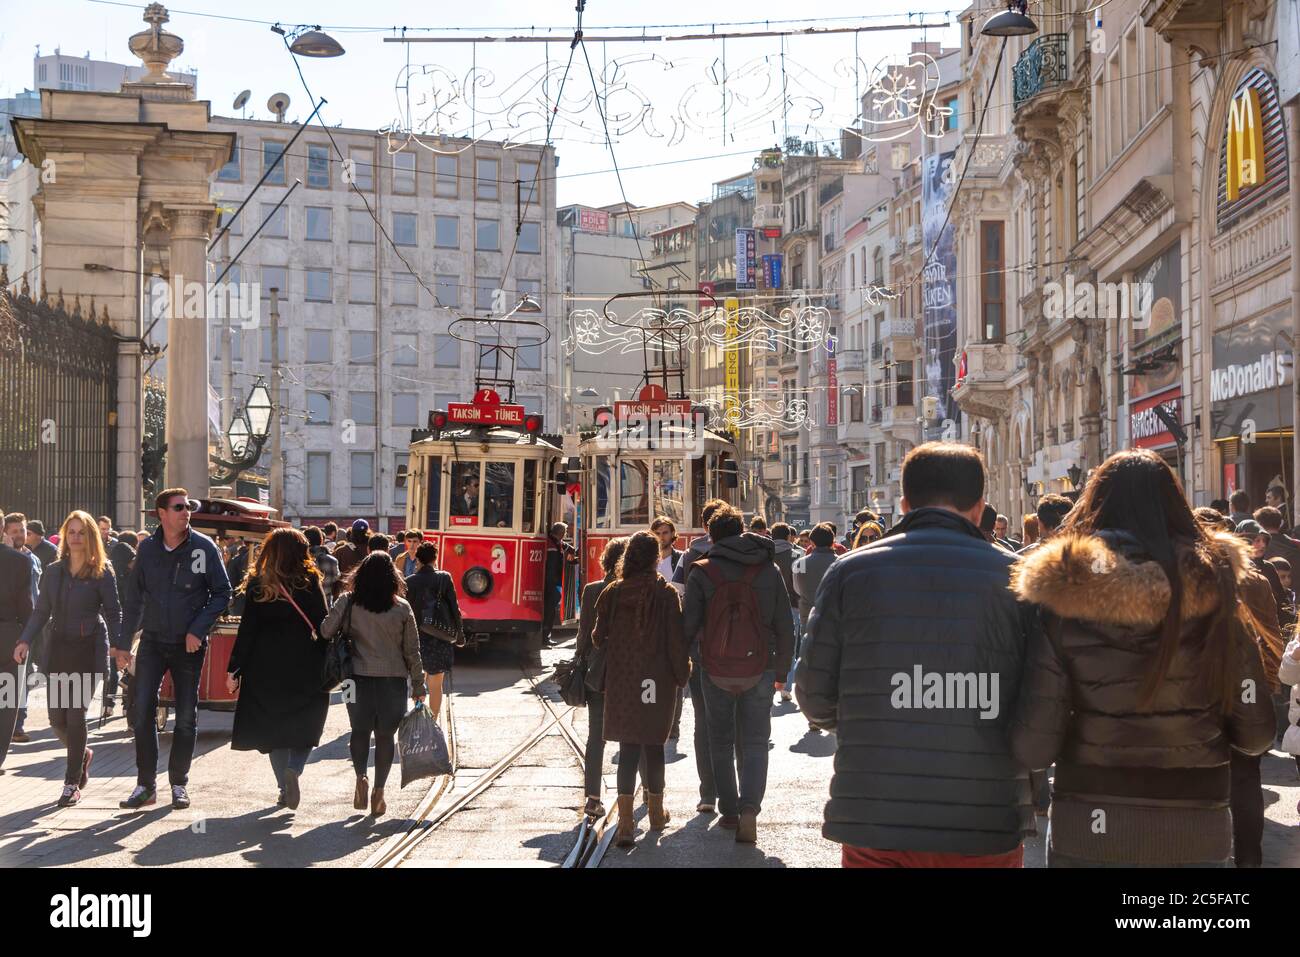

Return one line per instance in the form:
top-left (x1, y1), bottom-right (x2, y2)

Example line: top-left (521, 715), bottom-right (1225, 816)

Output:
top-left (0, 277), bottom-right (119, 525)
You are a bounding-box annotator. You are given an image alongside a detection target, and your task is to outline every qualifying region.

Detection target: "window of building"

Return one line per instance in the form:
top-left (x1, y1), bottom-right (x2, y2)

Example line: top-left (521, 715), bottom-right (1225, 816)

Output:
top-left (435, 274), bottom-right (459, 307)
top-left (476, 218), bottom-right (500, 251)
top-left (261, 202), bottom-right (287, 238)
top-left (517, 160), bottom-right (538, 205)
top-left (518, 394), bottom-right (543, 414)
top-left (262, 141), bottom-right (287, 185)
top-left (217, 208), bottom-right (242, 237)
top-left (306, 391), bottom-right (331, 424)
top-left (434, 335), bottom-right (460, 367)
top-left (258, 327), bottom-right (287, 364)
top-left (305, 269), bottom-right (332, 302)
top-left (350, 452), bottom-right (374, 505)
top-left (392, 151), bottom-right (416, 194)
top-left (349, 331), bottom-right (376, 363)
top-left (476, 278), bottom-right (500, 312)
top-left (261, 265), bottom-right (288, 300)
top-left (348, 147), bottom-right (374, 191)
top-left (517, 337), bottom-right (541, 371)
top-left (305, 206), bottom-right (331, 241)
top-left (518, 221), bottom-right (540, 254)
top-left (349, 392), bottom-right (376, 426)
top-left (979, 220), bottom-right (1005, 341)
top-left (393, 211), bottom-right (417, 246)
top-left (218, 136), bottom-right (241, 181)
top-left (393, 333), bottom-right (418, 366)
top-left (349, 208), bottom-right (373, 243)
top-left (436, 155), bottom-right (457, 197)
top-left (476, 157), bottom-right (499, 200)
top-left (392, 273), bottom-right (417, 306)
top-left (307, 452), bottom-right (330, 504)
top-left (305, 330), bottom-right (332, 363)
top-left (392, 393), bottom-right (419, 426)
top-left (307, 143), bottom-right (330, 188)
top-left (349, 270), bottom-right (375, 304)
top-left (434, 215), bottom-right (458, 248)
top-left (944, 96), bottom-right (959, 132)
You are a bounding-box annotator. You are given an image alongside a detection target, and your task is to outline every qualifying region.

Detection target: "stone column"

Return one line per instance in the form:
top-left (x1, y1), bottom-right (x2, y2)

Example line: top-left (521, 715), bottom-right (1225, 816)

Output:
top-left (164, 204), bottom-right (215, 496)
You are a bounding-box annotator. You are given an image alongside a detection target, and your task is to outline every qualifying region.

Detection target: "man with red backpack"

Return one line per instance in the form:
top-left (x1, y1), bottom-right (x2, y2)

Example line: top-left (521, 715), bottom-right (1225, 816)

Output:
top-left (682, 505), bottom-right (794, 843)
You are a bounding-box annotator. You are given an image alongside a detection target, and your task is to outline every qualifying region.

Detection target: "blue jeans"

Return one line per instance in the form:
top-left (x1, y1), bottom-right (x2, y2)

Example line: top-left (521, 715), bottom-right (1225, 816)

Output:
top-left (131, 637), bottom-right (205, 789)
top-left (687, 665), bottom-right (715, 803)
top-left (701, 670), bottom-right (773, 817)
top-left (269, 747), bottom-right (311, 790)
top-left (785, 611), bottom-right (802, 688)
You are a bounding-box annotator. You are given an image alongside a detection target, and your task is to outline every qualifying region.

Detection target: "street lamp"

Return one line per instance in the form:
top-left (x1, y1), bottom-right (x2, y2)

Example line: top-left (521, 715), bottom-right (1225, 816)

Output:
top-left (210, 378), bottom-right (275, 484)
top-left (273, 24), bottom-right (346, 58)
top-left (513, 293), bottom-right (543, 315)
top-left (227, 414), bottom-right (251, 458)
top-left (244, 380), bottom-right (273, 439)
top-left (982, 0), bottom-right (1038, 37)
top-left (1066, 463), bottom-right (1083, 488)
top-left (579, 387), bottom-right (599, 397)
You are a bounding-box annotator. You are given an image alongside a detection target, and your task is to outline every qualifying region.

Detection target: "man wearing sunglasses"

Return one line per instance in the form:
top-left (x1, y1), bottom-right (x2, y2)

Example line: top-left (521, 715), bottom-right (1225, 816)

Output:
top-left (115, 488), bottom-right (231, 810)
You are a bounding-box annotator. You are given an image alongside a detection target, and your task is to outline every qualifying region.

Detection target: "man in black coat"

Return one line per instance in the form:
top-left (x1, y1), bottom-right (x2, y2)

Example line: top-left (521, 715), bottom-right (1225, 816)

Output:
top-left (796, 441), bottom-right (1038, 867)
top-left (0, 536), bottom-right (35, 770)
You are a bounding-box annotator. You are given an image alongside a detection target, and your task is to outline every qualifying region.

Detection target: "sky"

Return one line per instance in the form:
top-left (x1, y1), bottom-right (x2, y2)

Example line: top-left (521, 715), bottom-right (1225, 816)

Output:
top-left (1, 0), bottom-right (966, 208)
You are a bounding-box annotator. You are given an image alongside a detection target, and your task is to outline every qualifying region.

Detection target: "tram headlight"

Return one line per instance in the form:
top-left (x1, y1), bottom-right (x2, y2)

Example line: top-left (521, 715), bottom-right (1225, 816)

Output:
top-left (463, 566), bottom-right (493, 597)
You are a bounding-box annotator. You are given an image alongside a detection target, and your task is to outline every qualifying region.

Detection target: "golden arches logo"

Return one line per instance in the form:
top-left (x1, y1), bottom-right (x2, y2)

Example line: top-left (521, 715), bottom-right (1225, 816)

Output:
top-left (1225, 87), bottom-right (1265, 202)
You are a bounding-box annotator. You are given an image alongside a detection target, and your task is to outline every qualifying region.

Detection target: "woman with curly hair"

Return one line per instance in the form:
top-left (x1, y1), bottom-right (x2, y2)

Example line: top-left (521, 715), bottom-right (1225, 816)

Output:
top-left (227, 527), bottom-right (329, 810)
top-left (592, 530), bottom-right (689, 847)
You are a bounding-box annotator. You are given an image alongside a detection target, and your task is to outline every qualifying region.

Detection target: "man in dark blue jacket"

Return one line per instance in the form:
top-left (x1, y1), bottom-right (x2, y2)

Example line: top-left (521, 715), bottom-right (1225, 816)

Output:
top-left (115, 488), bottom-right (231, 810)
top-left (796, 442), bottom-right (1037, 867)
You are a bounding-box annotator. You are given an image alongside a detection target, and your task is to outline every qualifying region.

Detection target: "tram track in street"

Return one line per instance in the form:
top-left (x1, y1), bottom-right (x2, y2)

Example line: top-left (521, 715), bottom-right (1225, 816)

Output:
top-left (364, 665), bottom-right (612, 869)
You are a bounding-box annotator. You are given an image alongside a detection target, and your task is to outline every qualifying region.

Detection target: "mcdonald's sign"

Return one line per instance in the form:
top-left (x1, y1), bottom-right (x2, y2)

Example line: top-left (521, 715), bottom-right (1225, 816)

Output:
top-left (1225, 87), bottom-right (1266, 201)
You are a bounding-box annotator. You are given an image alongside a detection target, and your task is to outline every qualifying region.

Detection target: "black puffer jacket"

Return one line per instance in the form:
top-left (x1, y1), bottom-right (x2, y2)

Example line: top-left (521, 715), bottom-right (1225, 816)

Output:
top-left (795, 507), bottom-right (1037, 855)
top-left (1010, 529), bottom-right (1277, 865)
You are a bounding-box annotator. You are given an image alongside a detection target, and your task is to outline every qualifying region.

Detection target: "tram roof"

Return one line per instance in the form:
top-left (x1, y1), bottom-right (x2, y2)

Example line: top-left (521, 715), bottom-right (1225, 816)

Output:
top-left (410, 426), bottom-right (563, 452)
top-left (577, 424), bottom-right (737, 450)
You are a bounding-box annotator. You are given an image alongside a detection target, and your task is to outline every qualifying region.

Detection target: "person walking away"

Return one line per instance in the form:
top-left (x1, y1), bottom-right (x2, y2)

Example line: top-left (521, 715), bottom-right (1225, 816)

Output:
top-left (797, 443), bottom-right (1035, 867)
top-left (332, 520), bottom-right (370, 580)
top-left (650, 517), bottom-right (686, 736)
top-left (1229, 490), bottom-right (1253, 529)
top-left (1020, 514), bottom-right (1040, 549)
top-left (592, 531), bottom-right (689, 846)
top-left (1279, 637), bottom-right (1300, 806)
top-left (1017, 495), bottom-right (1072, 556)
top-left (396, 530), bottom-right (423, 578)
top-left (770, 523), bottom-right (799, 704)
top-left (227, 528), bottom-right (330, 811)
top-left (575, 537), bottom-right (628, 818)
top-left (541, 522), bottom-right (578, 652)
top-left (1011, 452), bottom-right (1277, 867)
top-left (115, 489), bottom-right (232, 810)
top-left (683, 506), bottom-right (794, 843)
top-left (792, 524), bottom-right (838, 733)
top-left (225, 540), bottom-right (256, 617)
top-left (3, 512), bottom-right (42, 744)
top-left (670, 497), bottom-right (728, 814)
top-left (13, 511), bottom-right (118, 805)
top-left (405, 541), bottom-right (461, 718)
top-left (0, 522), bottom-right (35, 771)
top-left (321, 552), bottom-right (424, 817)
top-left (303, 526), bottom-right (340, 602)
top-left (99, 525), bottom-right (135, 718)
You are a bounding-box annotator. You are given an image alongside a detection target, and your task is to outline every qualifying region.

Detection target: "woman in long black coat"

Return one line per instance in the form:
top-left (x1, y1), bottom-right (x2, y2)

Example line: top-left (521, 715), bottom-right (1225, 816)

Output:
top-left (227, 528), bottom-right (329, 810)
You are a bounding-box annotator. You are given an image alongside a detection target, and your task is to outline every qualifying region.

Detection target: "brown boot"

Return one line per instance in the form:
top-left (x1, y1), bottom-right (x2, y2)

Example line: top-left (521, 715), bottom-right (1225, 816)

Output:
top-left (614, 794), bottom-right (636, 847)
top-left (647, 792), bottom-right (670, 830)
top-left (371, 786), bottom-right (386, 818)
top-left (736, 808), bottom-right (758, 843)
top-left (353, 776), bottom-right (369, 811)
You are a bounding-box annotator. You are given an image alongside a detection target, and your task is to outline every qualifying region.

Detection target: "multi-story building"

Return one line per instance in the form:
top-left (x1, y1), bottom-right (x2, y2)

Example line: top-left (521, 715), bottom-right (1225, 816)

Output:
top-left (207, 117), bottom-right (558, 531)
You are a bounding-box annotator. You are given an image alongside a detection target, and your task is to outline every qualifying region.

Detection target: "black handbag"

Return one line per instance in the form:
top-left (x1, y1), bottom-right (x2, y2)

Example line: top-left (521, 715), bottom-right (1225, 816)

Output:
top-left (584, 645), bottom-right (607, 695)
top-left (418, 574), bottom-right (464, 646)
top-left (322, 597), bottom-right (355, 692)
top-left (553, 656), bottom-right (588, 707)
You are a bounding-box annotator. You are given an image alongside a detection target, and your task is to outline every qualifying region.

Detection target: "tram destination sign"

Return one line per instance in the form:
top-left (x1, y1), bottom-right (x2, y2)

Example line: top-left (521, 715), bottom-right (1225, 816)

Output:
top-left (447, 402), bottom-right (525, 426)
top-left (613, 397), bottom-right (693, 420)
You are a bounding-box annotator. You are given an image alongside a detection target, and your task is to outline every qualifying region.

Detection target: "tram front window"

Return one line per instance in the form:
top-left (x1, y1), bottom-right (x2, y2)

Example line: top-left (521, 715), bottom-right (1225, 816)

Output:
top-left (654, 458), bottom-right (685, 527)
top-left (691, 455), bottom-right (708, 527)
top-left (593, 456), bottom-right (612, 529)
top-left (483, 461), bottom-right (515, 528)
top-left (619, 458), bottom-right (650, 526)
top-left (449, 461), bottom-right (481, 525)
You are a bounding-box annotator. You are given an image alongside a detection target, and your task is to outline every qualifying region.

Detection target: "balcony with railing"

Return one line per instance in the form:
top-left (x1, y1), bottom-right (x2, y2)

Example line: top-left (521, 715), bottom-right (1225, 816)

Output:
top-left (880, 317), bottom-right (916, 342)
top-left (904, 224), bottom-right (921, 247)
top-left (881, 402), bottom-right (915, 433)
top-left (753, 203), bottom-right (784, 230)
top-left (870, 403), bottom-right (882, 423)
top-left (870, 340), bottom-right (884, 360)
top-left (1013, 33), bottom-right (1069, 112)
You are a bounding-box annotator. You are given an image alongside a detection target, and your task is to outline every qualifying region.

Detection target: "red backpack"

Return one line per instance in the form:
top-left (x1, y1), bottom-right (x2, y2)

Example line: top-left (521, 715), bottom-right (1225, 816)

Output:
top-left (698, 560), bottom-right (772, 693)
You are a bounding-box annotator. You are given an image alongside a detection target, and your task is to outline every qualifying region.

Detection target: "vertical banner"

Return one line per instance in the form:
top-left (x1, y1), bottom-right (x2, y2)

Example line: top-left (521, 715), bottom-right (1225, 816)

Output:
top-left (760, 253), bottom-right (783, 289)
top-left (921, 151), bottom-right (958, 424)
top-left (827, 338), bottom-right (839, 426)
top-left (724, 296), bottom-right (741, 423)
top-left (735, 228), bottom-right (757, 290)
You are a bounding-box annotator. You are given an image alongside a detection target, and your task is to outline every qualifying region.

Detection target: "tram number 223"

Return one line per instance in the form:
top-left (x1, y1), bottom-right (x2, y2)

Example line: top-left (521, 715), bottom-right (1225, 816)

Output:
top-left (492, 545), bottom-right (510, 575)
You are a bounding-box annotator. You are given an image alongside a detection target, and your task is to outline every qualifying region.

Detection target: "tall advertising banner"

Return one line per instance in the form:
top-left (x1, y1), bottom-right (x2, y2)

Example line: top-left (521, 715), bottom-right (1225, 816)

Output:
top-left (735, 229), bottom-right (757, 290)
top-left (921, 151), bottom-right (958, 425)
top-left (725, 296), bottom-right (741, 423)
top-left (826, 337), bottom-right (838, 426)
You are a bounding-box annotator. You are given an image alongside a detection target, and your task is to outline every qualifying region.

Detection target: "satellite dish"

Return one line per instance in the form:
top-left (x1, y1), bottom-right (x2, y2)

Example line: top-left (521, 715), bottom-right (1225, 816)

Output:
top-left (267, 92), bottom-right (291, 123)
top-left (232, 89), bottom-right (251, 111)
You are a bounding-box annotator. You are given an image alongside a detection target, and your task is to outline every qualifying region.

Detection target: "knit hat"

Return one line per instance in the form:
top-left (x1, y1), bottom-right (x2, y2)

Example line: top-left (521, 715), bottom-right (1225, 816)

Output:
top-left (351, 519), bottom-right (370, 534)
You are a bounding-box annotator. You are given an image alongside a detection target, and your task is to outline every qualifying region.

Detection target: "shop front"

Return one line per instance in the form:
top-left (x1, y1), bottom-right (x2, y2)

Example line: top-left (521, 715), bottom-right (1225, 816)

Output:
top-left (1210, 305), bottom-right (1294, 502)
top-left (1129, 387), bottom-right (1184, 479)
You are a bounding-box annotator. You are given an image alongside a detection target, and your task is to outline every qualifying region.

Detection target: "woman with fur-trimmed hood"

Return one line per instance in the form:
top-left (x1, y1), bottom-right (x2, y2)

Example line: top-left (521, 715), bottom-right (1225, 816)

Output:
top-left (1010, 449), bottom-right (1276, 868)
